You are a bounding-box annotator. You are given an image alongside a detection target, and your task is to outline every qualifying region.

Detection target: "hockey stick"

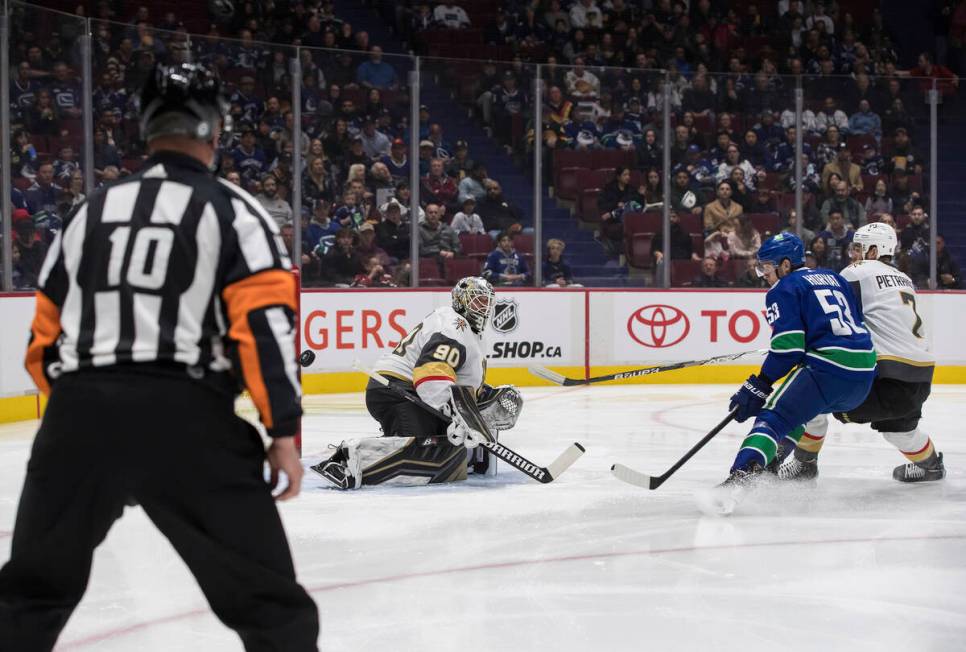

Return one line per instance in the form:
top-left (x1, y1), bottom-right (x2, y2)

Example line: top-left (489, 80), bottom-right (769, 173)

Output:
top-left (611, 409), bottom-right (737, 490)
top-left (353, 361), bottom-right (585, 484)
top-left (529, 349), bottom-right (766, 386)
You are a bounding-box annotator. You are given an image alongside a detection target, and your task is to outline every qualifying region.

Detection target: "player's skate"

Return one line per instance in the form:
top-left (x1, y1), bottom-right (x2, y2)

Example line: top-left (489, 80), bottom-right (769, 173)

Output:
top-left (893, 452), bottom-right (945, 483)
top-left (310, 442), bottom-right (361, 490)
top-left (695, 462), bottom-right (770, 516)
top-left (778, 451), bottom-right (818, 482)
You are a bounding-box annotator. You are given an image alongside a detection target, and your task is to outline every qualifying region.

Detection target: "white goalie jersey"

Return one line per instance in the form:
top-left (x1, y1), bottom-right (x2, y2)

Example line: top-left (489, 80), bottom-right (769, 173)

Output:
top-left (376, 306), bottom-right (487, 409)
top-left (841, 260), bottom-right (934, 382)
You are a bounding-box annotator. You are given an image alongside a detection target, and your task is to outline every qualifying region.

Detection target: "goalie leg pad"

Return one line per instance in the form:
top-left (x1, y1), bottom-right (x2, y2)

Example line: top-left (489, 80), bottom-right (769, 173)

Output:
top-left (354, 436), bottom-right (467, 487)
top-left (477, 384), bottom-right (524, 431)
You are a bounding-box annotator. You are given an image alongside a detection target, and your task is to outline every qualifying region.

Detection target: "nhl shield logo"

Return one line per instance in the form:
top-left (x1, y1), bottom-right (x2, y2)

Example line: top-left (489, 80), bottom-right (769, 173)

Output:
top-left (492, 298), bottom-right (519, 333)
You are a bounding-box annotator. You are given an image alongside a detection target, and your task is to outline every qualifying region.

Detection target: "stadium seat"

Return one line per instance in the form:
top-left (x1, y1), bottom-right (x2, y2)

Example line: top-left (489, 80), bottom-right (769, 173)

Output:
top-left (670, 260), bottom-right (702, 286)
top-left (459, 233), bottom-right (494, 260)
top-left (626, 232), bottom-right (654, 269)
top-left (623, 211), bottom-right (663, 235)
top-left (745, 213), bottom-right (780, 235)
top-left (578, 187), bottom-right (601, 222)
top-left (418, 257), bottom-right (447, 286)
top-left (445, 257), bottom-right (482, 284)
top-left (512, 233), bottom-right (534, 254)
top-left (678, 212), bottom-right (703, 235)
top-left (556, 167), bottom-right (586, 201)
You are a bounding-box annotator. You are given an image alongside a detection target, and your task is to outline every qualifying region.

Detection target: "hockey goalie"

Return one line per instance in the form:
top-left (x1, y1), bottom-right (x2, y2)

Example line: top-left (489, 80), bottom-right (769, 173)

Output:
top-left (311, 277), bottom-right (524, 489)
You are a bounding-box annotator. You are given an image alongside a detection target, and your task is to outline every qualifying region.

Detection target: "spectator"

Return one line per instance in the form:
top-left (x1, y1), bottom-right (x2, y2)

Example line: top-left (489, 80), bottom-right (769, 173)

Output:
top-left (354, 221), bottom-right (391, 269)
top-left (741, 130), bottom-right (769, 168)
top-left (445, 140), bottom-right (475, 180)
top-left (882, 98), bottom-right (914, 137)
top-left (815, 124), bottom-right (842, 169)
top-left (229, 76), bottom-right (264, 126)
top-left (369, 162), bottom-right (396, 206)
top-left (451, 197), bottom-right (485, 234)
top-left (420, 158), bottom-right (459, 214)
top-left (303, 156), bottom-right (335, 204)
top-left (808, 236), bottom-right (829, 269)
top-left (344, 136), bottom-right (371, 169)
top-left (865, 178), bottom-right (893, 216)
top-left (715, 144), bottom-right (757, 190)
top-left (735, 258), bottom-right (768, 288)
top-left (255, 176), bottom-right (293, 227)
top-left (25, 162), bottom-right (58, 215)
top-left (704, 221), bottom-right (734, 263)
top-left (458, 164), bottom-right (488, 204)
top-left (703, 179), bottom-right (743, 234)
top-left (477, 180), bottom-right (524, 239)
top-left (417, 139), bottom-right (435, 175)
top-left (936, 236), bottom-right (962, 289)
top-left (26, 89), bottom-right (60, 136)
top-left (351, 255), bottom-right (397, 288)
top-left (653, 210), bottom-right (702, 274)
top-left (900, 206), bottom-right (930, 255)
top-left (692, 256), bottom-right (728, 287)
top-left (781, 209), bottom-right (816, 245)
top-left (381, 138), bottom-right (410, 183)
top-left (821, 143), bottom-right (863, 193)
top-left (814, 97), bottom-right (849, 135)
top-left (887, 127), bottom-right (923, 174)
top-left (483, 232), bottom-right (531, 286)
top-left (11, 129), bottom-right (38, 178)
top-left (334, 189), bottom-right (367, 231)
top-left (728, 213), bottom-right (762, 259)
top-left (232, 127), bottom-right (267, 181)
top-left (820, 180), bottom-right (866, 229)
top-left (59, 170), bottom-right (86, 217)
top-left (569, 0), bottom-right (604, 29)
top-left (816, 209), bottom-right (855, 271)
top-left (11, 209), bottom-right (47, 289)
top-left (375, 200), bottom-right (411, 262)
top-left (418, 203), bottom-right (461, 261)
top-left (356, 46), bottom-right (398, 90)
top-left (682, 74), bottom-right (716, 115)
top-left (53, 146), bottom-right (80, 186)
top-left (565, 57), bottom-right (600, 100)
top-left (890, 169), bottom-right (921, 215)
top-left (848, 99), bottom-right (882, 140)
top-left (92, 128), bottom-right (121, 176)
top-left (669, 166), bottom-right (704, 216)
top-left (49, 61), bottom-right (82, 120)
top-left (321, 228), bottom-right (365, 286)
top-left (544, 238), bottom-right (579, 287)
top-left (597, 167), bottom-right (642, 257)
top-left (434, 3), bottom-right (471, 29)
top-left (904, 52), bottom-right (959, 97)
top-left (859, 142), bottom-right (885, 176)
top-left (729, 168), bottom-right (755, 212)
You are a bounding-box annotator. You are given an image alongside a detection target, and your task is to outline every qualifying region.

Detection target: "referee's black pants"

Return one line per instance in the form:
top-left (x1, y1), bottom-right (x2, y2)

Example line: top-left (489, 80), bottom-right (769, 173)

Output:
top-left (0, 370), bottom-right (319, 652)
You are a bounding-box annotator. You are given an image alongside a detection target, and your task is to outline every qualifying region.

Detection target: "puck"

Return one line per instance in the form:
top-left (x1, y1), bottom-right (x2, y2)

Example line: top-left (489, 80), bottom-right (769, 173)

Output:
top-left (299, 350), bottom-right (316, 367)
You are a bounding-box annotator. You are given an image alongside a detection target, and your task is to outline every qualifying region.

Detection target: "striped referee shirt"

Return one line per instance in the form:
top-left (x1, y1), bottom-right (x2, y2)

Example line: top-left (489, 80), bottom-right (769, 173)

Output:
top-left (25, 150), bottom-right (301, 437)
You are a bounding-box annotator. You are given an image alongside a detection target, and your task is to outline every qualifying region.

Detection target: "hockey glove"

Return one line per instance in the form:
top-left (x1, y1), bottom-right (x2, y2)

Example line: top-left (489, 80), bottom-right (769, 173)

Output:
top-left (729, 374), bottom-right (773, 423)
top-left (477, 384), bottom-right (524, 431)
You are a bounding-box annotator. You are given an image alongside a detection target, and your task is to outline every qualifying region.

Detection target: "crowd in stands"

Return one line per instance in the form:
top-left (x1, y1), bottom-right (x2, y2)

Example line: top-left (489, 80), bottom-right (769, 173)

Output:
top-left (5, 0), bottom-right (965, 290)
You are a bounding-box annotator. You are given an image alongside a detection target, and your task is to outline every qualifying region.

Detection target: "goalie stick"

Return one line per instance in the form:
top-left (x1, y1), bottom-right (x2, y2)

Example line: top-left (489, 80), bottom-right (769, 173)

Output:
top-left (529, 349), bottom-right (766, 386)
top-left (354, 361), bottom-right (585, 484)
top-left (611, 409), bottom-right (737, 490)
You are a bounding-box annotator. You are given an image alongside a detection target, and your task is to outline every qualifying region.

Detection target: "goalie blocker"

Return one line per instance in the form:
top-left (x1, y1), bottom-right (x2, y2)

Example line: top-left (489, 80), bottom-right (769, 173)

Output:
top-left (312, 381), bottom-right (524, 489)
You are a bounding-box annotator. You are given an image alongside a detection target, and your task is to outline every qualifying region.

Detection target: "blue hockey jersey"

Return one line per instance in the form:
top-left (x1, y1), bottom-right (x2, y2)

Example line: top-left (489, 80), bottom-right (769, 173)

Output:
top-left (762, 268), bottom-right (875, 382)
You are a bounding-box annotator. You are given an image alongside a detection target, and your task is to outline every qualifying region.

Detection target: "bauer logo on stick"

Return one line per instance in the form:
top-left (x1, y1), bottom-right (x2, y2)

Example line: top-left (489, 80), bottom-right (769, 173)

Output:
top-left (491, 298), bottom-right (519, 333)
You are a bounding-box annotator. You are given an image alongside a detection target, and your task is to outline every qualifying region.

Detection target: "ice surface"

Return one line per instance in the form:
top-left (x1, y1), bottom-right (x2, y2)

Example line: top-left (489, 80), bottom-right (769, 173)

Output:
top-left (2, 384), bottom-right (965, 651)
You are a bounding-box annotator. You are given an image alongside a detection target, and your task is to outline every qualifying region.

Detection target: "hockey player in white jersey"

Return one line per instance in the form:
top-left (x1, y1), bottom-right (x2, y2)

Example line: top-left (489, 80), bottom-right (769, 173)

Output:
top-left (311, 277), bottom-right (524, 489)
top-left (780, 222), bottom-right (945, 482)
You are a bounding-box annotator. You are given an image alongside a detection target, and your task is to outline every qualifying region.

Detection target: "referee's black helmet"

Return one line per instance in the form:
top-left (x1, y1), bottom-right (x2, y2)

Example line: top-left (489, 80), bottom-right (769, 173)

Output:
top-left (138, 63), bottom-right (230, 143)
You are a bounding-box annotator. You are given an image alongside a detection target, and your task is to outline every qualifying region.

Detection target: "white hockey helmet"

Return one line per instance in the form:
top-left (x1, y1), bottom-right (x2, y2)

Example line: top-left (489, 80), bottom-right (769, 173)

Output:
top-left (681, 190), bottom-right (697, 209)
top-left (452, 276), bottom-right (495, 334)
top-left (853, 221), bottom-right (898, 259)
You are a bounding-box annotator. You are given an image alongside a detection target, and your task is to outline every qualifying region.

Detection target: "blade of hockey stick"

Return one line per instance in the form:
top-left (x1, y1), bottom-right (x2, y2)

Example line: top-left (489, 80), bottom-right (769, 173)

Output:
top-left (353, 360), bottom-right (585, 483)
top-left (532, 349), bottom-right (767, 386)
top-left (611, 409), bottom-right (737, 490)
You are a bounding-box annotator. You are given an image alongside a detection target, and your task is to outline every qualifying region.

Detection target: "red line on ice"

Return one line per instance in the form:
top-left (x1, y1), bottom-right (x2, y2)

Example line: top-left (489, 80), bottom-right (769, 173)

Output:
top-left (58, 533), bottom-right (966, 649)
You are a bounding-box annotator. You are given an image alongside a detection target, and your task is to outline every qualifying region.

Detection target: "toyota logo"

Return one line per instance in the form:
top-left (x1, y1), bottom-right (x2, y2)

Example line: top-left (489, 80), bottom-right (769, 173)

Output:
top-left (627, 305), bottom-right (690, 348)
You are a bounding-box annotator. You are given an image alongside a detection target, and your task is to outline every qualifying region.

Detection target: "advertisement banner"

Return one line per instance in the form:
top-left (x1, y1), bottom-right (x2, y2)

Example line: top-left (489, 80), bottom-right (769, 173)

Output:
top-left (299, 289), bottom-right (584, 372)
top-left (594, 291), bottom-right (773, 364)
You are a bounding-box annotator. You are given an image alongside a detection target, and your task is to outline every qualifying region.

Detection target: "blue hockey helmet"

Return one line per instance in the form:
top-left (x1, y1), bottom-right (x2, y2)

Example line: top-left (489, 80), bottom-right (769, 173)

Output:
top-left (757, 232), bottom-right (805, 269)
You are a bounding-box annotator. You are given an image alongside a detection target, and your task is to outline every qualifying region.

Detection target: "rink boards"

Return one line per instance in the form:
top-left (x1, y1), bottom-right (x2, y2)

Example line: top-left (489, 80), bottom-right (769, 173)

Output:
top-left (2, 288), bottom-right (966, 422)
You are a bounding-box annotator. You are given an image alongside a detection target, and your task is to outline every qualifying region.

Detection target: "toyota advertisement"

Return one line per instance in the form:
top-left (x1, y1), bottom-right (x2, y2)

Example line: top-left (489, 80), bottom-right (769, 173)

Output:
top-left (593, 291), bottom-right (774, 364)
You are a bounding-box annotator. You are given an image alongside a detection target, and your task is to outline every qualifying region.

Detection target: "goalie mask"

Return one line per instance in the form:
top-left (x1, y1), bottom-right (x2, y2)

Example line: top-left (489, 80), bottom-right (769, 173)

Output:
top-left (452, 276), bottom-right (495, 334)
top-left (852, 222), bottom-right (897, 259)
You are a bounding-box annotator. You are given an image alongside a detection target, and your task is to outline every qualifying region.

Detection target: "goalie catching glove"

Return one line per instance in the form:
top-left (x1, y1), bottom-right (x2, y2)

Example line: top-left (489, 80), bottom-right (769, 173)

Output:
top-left (445, 383), bottom-right (524, 449)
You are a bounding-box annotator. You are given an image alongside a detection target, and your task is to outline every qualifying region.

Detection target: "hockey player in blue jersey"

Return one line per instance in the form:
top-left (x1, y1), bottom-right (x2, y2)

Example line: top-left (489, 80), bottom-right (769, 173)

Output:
top-left (707, 232), bottom-right (877, 512)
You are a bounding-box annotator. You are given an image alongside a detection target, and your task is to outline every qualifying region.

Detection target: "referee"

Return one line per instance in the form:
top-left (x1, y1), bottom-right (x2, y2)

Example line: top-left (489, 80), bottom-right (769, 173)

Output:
top-left (0, 64), bottom-right (318, 650)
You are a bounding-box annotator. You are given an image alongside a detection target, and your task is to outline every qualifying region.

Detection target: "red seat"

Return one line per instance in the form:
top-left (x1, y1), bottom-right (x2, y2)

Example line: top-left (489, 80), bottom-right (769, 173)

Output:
top-left (512, 233), bottom-right (534, 254)
top-left (458, 233), bottom-right (494, 260)
top-left (670, 260), bottom-right (702, 286)
top-left (578, 187), bottom-right (602, 222)
top-left (445, 257), bottom-right (482, 284)
top-left (745, 212), bottom-right (780, 235)
top-left (13, 177), bottom-right (31, 191)
top-left (589, 149), bottom-right (635, 170)
top-left (847, 134), bottom-right (876, 155)
top-left (626, 232), bottom-right (654, 269)
top-left (679, 212), bottom-right (703, 234)
top-left (623, 211), bottom-right (662, 236)
top-left (861, 174), bottom-right (882, 190)
top-left (556, 166), bottom-right (587, 200)
top-left (418, 257), bottom-right (447, 286)
top-left (690, 233), bottom-right (704, 255)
